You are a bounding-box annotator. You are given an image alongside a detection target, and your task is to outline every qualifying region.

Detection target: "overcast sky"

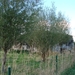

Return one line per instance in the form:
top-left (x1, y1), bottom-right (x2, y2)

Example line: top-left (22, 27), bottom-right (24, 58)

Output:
top-left (43, 0), bottom-right (75, 41)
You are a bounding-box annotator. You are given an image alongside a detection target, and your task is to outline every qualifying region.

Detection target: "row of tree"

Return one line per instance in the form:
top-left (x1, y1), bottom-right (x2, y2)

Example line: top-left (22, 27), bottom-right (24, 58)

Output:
top-left (0, 0), bottom-right (71, 73)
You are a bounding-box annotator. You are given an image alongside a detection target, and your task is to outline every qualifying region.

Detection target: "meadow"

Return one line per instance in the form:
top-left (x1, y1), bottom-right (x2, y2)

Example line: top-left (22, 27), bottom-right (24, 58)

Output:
top-left (61, 62), bottom-right (75, 75)
top-left (0, 50), bottom-right (75, 75)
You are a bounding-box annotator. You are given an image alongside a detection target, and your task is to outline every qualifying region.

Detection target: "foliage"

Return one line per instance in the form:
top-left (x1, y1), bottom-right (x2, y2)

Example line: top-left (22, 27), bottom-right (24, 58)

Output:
top-left (0, 0), bottom-right (42, 52)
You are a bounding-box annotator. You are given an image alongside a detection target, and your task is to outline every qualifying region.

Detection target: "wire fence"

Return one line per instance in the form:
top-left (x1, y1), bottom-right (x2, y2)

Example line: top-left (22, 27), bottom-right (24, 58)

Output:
top-left (0, 50), bottom-right (75, 75)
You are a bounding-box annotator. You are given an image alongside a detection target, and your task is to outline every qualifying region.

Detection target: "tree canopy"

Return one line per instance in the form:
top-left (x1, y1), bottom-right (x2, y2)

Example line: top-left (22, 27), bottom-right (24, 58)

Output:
top-left (27, 4), bottom-right (70, 61)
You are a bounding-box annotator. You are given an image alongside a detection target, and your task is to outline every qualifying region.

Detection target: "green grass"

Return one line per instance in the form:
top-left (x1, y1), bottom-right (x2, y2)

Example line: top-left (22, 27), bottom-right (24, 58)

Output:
top-left (61, 63), bottom-right (75, 75)
top-left (0, 50), bottom-right (75, 75)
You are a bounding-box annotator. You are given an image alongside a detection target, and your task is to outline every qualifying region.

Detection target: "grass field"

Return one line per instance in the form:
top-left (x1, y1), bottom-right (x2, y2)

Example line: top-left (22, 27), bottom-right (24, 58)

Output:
top-left (0, 50), bottom-right (75, 75)
top-left (61, 63), bottom-right (75, 75)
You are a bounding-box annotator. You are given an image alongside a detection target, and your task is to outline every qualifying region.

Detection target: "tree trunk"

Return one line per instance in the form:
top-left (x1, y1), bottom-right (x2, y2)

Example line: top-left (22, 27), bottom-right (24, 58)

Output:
top-left (2, 50), bottom-right (7, 73)
top-left (30, 45), bottom-right (34, 53)
top-left (60, 47), bottom-right (63, 54)
top-left (42, 52), bottom-right (46, 62)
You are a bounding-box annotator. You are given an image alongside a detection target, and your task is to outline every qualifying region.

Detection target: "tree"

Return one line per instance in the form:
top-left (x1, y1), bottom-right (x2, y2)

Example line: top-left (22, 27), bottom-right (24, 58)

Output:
top-left (31, 3), bottom-right (70, 62)
top-left (46, 3), bottom-right (70, 46)
top-left (34, 24), bottom-right (51, 62)
top-left (0, 0), bottom-right (42, 73)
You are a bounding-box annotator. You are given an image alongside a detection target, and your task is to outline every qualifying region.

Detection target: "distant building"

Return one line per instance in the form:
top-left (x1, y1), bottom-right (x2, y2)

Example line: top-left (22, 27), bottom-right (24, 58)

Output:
top-left (53, 35), bottom-right (74, 53)
top-left (12, 43), bottom-right (30, 51)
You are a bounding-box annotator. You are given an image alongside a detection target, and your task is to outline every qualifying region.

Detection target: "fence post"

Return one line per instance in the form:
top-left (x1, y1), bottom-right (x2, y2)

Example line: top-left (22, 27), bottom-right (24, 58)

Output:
top-left (8, 66), bottom-right (11, 75)
top-left (56, 55), bottom-right (58, 75)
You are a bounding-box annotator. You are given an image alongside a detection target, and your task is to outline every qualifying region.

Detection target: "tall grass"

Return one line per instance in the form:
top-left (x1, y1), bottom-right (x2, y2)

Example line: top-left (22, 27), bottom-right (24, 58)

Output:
top-left (0, 50), bottom-right (75, 75)
top-left (60, 63), bottom-right (75, 75)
